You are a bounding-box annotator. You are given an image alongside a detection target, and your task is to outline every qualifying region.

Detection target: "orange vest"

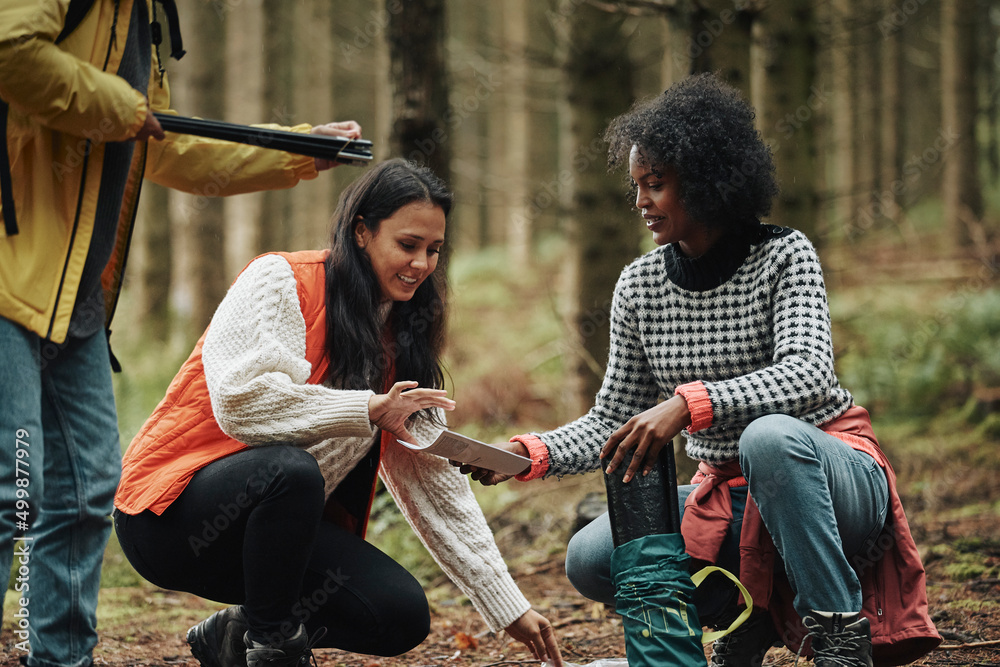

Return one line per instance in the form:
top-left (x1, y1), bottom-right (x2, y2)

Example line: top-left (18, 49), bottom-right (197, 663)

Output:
top-left (115, 250), bottom-right (336, 516)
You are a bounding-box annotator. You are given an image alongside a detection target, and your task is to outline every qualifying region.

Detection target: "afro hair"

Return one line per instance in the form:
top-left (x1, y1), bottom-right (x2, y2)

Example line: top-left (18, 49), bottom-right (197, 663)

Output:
top-left (604, 72), bottom-right (779, 232)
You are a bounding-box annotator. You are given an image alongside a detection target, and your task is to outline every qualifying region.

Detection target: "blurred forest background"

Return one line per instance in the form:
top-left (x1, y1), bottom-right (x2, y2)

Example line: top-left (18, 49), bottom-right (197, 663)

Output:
top-left (3, 0), bottom-right (997, 663)
top-left (104, 0), bottom-right (1000, 603)
top-left (115, 0), bottom-right (1000, 446)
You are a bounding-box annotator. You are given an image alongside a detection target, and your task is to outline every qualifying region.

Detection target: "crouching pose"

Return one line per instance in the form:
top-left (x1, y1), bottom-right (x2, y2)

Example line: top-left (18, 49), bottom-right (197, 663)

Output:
top-left (114, 160), bottom-right (562, 667)
top-left (457, 75), bottom-right (940, 667)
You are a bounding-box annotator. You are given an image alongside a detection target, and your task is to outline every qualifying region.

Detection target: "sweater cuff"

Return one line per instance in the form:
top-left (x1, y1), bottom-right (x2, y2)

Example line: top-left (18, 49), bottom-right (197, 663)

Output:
top-left (317, 389), bottom-right (376, 438)
top-left (511, 434), bottom-right (549, 481)
top-left (675, 382), bottom-right (713, 433)
top-left (467, 571), bottom-right (532, 632)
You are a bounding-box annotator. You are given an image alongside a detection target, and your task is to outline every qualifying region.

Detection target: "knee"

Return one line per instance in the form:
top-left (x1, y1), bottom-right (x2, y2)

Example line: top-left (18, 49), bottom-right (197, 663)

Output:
top-left (268, 447), bottom-right (325, 506)
top-left (565, 525), bottom-right (614, 605)
top-left (370, 580), bottom-right (430, 655)
top-left (739, 414), bottom-right (806, 470)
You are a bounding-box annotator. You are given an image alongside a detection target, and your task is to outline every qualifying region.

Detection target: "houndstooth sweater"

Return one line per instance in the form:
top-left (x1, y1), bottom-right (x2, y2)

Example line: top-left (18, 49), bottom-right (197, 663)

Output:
top-left (526, 225), bottom-right (854, 477)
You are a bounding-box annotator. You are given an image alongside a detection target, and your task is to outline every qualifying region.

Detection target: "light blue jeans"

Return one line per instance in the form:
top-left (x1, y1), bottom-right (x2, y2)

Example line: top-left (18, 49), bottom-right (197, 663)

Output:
top-left (566, 414), bottom-right (889, 622)
top-left (0, 317), bottom-right (121, 667)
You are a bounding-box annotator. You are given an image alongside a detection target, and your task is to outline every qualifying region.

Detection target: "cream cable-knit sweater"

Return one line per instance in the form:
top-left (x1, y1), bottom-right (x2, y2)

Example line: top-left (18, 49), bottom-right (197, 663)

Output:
top-left (201, 254), bottom-right (530, 632)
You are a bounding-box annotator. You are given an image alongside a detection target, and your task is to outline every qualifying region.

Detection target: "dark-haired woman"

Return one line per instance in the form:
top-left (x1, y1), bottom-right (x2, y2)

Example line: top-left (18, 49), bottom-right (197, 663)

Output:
top-left (457, 74), bottom-right (939, 667)
top-left (113, 159), bottom-right (562, 667)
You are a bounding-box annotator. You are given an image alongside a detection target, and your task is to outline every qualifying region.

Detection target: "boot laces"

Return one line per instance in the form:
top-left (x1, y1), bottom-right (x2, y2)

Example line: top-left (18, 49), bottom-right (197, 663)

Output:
top-left (250, 626), bottom-right (327, 667)
top-left (794, 616), bottom-right (866, 667)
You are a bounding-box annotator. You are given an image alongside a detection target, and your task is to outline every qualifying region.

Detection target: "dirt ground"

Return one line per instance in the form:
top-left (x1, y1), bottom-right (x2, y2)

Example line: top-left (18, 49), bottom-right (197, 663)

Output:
top-left (0, 514), bottom-right (996, 667)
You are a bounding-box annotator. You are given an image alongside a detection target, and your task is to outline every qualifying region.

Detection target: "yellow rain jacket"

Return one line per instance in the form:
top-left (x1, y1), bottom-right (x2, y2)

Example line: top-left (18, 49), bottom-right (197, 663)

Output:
top-left (0, 0), bottom-right (319, 344)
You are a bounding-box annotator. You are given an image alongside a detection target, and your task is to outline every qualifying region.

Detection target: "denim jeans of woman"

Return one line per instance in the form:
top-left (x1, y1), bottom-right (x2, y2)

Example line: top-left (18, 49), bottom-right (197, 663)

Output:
top-left (565, 414), bottom-right (889, 623)
top-left (0, 316), bottom-right (121, 667)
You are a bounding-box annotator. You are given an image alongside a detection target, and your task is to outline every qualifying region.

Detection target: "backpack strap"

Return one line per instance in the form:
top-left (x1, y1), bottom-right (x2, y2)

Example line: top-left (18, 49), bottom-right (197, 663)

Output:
top-left (56, 0), bottom-right (99, 44)
top-left (0, 101), bottom-right (16, 237)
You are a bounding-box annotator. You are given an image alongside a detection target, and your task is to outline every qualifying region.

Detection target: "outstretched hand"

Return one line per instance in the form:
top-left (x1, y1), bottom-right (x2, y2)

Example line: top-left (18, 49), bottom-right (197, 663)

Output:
top-left (368, 381), bottom-right (455, 443)
top-left (601, 394), bottom-right (691, 483)
top-left (450, 440), bottom-right (529, 486)
top-left (504, 609), bottom-right (563, 667)
top-left (311, 121), bottom-right (363, 171)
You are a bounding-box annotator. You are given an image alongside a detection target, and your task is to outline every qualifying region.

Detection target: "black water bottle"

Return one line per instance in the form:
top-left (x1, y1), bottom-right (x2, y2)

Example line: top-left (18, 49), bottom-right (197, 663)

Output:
top-left (604, 442), bottom-right (681, 547)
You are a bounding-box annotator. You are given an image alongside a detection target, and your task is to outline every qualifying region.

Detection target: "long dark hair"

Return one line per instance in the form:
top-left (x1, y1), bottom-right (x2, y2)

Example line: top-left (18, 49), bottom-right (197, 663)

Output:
top-left (324, 159), bottom-right (452, 396)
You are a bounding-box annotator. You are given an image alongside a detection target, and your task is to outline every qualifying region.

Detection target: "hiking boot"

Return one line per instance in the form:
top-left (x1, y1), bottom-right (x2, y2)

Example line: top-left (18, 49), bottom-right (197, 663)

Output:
top-left (244, 624), bottom-right (320, 667)
top-left (799, 611), bottom-right (873, 667)
top-left (709, 608), bottom-right (780, 667)
top-left (187, 605), bottom-right (249, 667)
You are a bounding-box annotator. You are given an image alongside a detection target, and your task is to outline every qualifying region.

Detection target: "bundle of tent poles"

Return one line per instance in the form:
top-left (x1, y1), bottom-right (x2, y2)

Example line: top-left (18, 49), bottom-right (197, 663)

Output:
top-left (153, 113), bottom-right (374, 167)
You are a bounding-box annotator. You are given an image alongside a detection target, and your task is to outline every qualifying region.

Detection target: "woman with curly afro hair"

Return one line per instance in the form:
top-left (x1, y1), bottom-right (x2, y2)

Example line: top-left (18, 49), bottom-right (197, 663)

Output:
top-left (456, 73), bottom-right (939, 667)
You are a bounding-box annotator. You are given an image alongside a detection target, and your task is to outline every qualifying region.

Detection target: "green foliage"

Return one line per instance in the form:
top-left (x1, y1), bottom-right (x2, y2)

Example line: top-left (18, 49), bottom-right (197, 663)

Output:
top-left (834, 287), bottom-right (1000, 426)
top-left (444, 235), bottom-right (575, 436)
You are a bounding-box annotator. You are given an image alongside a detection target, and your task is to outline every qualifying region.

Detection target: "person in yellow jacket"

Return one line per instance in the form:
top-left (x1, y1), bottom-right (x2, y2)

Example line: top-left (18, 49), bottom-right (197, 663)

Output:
top-left (0, 2), bottom-right (361, 665)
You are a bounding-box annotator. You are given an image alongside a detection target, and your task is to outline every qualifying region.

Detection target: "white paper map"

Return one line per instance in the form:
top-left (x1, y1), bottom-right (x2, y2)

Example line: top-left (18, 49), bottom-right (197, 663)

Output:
top-left (398, 430), bottom-right (531, 475)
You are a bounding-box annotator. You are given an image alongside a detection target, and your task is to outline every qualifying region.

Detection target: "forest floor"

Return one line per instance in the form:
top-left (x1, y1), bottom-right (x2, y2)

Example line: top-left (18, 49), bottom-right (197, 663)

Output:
top-left (1, 474), bottom-right (996, 667)
top-left (3, 235), bottom-right (998, 666)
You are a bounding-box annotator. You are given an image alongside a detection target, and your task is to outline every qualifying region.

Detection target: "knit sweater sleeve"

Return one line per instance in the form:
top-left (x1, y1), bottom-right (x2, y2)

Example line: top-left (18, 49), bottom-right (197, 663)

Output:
top-left (202, 254), bottom-right (376, 446)
top-left (688, 234), bottom-right (844, 432)
top-left (527, 268), bottom-right (662, 478)
top-left (379, 410), bottom-right (531, 632)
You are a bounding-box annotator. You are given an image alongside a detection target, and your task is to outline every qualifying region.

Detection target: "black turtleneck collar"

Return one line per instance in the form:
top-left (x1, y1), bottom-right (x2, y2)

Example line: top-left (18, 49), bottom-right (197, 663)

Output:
top-left (663, 223), bottom-right (792, 291)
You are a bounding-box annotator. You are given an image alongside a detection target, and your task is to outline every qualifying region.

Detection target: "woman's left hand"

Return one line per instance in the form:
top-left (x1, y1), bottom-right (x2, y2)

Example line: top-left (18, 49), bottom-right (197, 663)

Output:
top-left (311, 121), bottom-right (363, 171)
top-left (504, 609), bottom-right (562, 667)
top-left (601, 394), bottom-right (691, 483)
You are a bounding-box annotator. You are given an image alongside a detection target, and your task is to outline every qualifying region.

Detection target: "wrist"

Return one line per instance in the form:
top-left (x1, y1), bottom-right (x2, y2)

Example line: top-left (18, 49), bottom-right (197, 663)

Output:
top-left (674, 381), bottom-right (713, 432)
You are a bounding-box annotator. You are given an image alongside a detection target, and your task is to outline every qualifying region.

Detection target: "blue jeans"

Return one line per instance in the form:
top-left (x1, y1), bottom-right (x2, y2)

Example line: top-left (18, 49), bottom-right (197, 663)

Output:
top-left (0, 317), bottom-right (121, 667)
top-left (565, 414), bottom-right (889, 621)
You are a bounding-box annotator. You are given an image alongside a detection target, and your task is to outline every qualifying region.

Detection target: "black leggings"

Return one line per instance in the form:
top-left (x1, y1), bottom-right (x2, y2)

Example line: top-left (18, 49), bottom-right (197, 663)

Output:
top-left (114, 446), bottom-right (430, 656)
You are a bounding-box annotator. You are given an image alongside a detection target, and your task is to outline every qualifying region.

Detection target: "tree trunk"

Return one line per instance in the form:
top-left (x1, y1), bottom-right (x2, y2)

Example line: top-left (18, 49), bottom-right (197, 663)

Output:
top-left (750, 0), bottom-right (819, 238)
top-left (223, 0), bottom-right (264, 277)
top-left (504, 0), bottom-right (532, 268)
top-left (827, 0), bottom-right (856, 238)
top-left (941, 0), bottom-right (983, 245)
top-left (132, 182), bottom-right (171, 341)
top-left (258, 0), bottom-right (296, 254)
top-left (879, 0), bottom-right (904, 225)
top-left (562, 2), bottom-right (639, 412)
top-left (387, 0), bottom-right (452, 188)
top-left (689, 0), bottom-right (752, 97)
top-left (289, 0), bottom-right (334, 251)
top-left (661, 5), bottom-right (693, 86)
top-left (853, 2), bottom-right (882, 239)
top-left (166, 0), bottom-right (227, 340)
